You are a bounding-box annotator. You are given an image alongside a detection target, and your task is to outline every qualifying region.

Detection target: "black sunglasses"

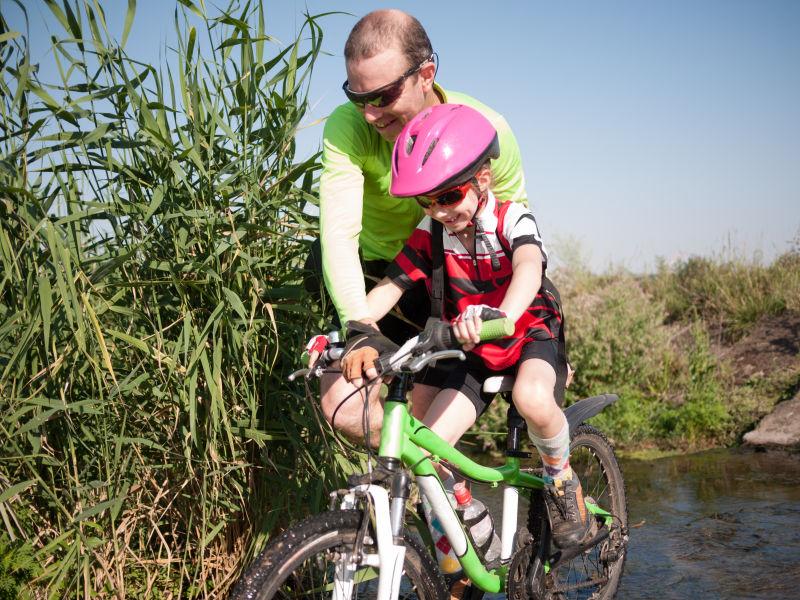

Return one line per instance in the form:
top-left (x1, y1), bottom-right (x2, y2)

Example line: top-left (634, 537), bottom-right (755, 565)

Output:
top-left (342, 54), bottom-right (434, 108)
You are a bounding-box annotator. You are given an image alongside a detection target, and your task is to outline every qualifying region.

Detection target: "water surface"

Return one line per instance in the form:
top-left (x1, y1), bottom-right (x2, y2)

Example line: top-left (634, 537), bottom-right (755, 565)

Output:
top-left (618, 448), bottom-right (800, 599)
top-left (477, 448), bottom-right (800, 599)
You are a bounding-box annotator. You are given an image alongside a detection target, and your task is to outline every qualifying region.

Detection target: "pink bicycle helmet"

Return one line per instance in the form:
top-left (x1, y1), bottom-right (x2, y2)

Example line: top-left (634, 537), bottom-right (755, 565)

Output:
top-left (390, 103), bottom-right (500, 198)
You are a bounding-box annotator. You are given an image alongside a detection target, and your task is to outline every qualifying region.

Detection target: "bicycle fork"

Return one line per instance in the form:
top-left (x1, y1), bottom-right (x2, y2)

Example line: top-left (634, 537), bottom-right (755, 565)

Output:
top-left (337, 468), bottom-right (410, 600)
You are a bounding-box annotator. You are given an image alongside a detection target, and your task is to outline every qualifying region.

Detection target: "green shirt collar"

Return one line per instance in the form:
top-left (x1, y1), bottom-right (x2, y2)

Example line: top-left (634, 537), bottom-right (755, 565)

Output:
top-left (433, 82), bottom-right (448, 104)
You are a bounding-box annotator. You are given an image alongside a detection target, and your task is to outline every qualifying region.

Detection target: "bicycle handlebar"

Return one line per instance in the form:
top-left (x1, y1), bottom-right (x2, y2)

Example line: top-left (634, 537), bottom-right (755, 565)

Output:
top-left (415, 317), bottom-right (514, 354)
top-left (290, 317), bottom-right (514, 381)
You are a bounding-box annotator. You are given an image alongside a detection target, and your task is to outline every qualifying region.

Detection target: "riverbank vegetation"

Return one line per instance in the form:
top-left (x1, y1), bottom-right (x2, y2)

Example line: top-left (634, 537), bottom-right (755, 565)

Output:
top-left (472, 245), bottom-right (800, 455)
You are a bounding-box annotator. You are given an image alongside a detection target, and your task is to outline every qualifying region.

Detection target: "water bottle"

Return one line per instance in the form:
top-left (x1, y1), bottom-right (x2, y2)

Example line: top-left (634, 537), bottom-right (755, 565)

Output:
top-left (454, 483), bottom-right (502, 564)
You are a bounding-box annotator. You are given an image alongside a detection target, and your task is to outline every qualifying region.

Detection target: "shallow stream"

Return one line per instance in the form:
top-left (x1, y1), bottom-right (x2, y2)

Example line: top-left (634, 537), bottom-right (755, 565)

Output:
top-left (479, 448), bottom-right (800, 599)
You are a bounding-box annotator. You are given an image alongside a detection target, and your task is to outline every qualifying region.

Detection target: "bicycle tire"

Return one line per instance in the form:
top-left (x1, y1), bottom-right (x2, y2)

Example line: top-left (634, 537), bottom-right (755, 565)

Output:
top-left (543, 423), bottom-right (628, 600)
top-left (230, 509), bottom-right (448, 600)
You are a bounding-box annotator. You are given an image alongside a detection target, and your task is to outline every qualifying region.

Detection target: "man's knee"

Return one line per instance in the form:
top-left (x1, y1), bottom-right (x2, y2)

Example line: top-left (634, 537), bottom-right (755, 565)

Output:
top-left (320, 376), bottom-right (383, 441)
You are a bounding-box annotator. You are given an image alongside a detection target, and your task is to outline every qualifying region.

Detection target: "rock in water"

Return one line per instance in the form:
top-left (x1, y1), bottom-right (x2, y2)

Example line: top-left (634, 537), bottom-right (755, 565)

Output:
top-left (743, 393), bottom-right (800, 447)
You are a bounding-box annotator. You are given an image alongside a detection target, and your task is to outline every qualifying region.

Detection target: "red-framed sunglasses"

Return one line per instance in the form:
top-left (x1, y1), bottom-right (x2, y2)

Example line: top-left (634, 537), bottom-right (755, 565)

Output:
top-left (415, 179), bottom-right (475, 209)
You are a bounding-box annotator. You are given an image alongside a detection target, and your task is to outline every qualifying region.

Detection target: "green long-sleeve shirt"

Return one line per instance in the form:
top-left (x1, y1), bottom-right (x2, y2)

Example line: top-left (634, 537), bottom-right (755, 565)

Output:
top-left (320, 84), bottom-right (528, 323)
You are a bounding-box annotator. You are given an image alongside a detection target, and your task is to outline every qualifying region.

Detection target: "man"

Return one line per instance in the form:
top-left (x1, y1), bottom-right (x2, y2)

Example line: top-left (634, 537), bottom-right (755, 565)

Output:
top-left (314, 9), bottom-right (528, 441)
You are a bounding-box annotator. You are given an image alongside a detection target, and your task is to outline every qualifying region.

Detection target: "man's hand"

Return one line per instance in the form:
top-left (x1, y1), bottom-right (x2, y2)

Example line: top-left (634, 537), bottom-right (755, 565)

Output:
top-left (339, 320), bottom-right (398, 385)
top-left (452, 305), bottom-right (507, 351)
top-left (341, 342), bottom-right (380, 383)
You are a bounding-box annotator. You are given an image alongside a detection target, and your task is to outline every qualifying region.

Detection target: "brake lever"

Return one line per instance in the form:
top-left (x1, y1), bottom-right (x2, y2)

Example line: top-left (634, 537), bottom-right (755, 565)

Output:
top-left (288, 346), bottom-right (345, 382)
top-left (415, 318), bottom-right (458, 354)
top-left (406, 349), bottom-right (466, 372)
top-left (288, 369), bottom-right (310, 382)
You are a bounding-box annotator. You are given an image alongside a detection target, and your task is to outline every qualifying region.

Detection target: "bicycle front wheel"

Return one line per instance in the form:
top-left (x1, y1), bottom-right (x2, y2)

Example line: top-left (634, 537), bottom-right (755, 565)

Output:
top-left (545, 423), bottom-right (628, 600)
top-left (230, 509), bottom-right (447, 600)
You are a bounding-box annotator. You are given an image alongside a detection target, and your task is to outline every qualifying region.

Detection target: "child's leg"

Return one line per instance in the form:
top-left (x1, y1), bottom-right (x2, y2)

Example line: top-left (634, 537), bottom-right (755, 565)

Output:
top-left (422, 387), bottom-right (479, 484)
top-left (410, 383), bottom-right (443, 422)
top-left (513, 357), bottom-right (592, 548)
top-left (418, 387), bottom-right (478, 576)
top-left (422, 388), bottom-right (478, 445)
top-left (511, 357), bottom-right (571, 479)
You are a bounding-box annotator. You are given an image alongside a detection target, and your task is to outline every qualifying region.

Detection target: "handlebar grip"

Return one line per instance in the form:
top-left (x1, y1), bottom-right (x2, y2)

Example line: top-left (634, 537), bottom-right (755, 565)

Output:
top-left (479, 318), bottom-right (515, 341)
top-left (426, 317), bottom-right (515, 351)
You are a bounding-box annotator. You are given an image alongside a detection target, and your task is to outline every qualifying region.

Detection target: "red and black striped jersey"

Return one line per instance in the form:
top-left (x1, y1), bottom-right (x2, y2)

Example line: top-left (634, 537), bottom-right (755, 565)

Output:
top-left (386, 193), bottom-right (562, 370)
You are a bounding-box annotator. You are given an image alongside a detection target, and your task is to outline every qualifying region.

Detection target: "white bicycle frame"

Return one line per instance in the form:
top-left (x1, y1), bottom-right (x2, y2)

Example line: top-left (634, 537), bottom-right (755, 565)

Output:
top-left (334, 476), bottom-right (523, 600)
top-left (337, 485), bottom-right (405, 600)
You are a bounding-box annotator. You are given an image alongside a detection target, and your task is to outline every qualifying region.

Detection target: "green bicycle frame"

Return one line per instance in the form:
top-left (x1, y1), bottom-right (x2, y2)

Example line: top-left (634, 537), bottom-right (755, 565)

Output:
top-left (379, 397), bottom-right (545, 593)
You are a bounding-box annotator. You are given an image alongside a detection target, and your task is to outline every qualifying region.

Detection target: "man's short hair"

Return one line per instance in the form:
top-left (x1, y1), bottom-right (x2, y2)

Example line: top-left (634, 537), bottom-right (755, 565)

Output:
top-left (344, 9), bottom-right (433, 71)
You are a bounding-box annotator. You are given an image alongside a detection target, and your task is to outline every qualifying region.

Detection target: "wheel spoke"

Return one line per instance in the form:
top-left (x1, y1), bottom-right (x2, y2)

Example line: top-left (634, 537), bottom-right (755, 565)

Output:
top-left (539, 425), bottom-right (628, 600)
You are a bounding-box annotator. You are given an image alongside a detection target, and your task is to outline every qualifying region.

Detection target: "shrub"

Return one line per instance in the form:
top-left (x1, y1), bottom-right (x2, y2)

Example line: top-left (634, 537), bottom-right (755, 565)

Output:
top-left (648, 247), bottom-right (799, 338)
top-left (468, 261), bottom-right (756, 453)
top-left (0, 534), bottom-right (38, 600)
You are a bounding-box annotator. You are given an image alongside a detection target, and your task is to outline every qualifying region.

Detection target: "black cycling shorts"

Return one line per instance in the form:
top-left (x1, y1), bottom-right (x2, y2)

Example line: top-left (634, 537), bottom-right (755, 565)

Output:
top-left (439, 339), bottom-right (560, 416)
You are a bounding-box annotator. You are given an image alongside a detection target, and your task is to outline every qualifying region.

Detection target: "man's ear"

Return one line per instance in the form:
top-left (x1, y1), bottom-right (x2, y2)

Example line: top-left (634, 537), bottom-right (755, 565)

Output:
top-left (419, 60), bottom-right (436, 93)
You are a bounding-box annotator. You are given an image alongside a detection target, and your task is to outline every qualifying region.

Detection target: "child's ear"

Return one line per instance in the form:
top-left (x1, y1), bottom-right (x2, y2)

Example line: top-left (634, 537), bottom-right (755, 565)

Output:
top-left (475, 166), bottom-right (492, 191)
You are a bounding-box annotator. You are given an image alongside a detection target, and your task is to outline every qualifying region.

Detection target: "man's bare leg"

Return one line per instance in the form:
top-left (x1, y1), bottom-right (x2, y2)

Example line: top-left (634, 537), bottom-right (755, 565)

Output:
top-left (320, 367), bottom-right (384, 446)
top-left (320, 369), bottom-right (444, 447)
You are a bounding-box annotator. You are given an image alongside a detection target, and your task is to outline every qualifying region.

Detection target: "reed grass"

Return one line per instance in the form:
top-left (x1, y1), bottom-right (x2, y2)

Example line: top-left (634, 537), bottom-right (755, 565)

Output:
top-left (647, 243), bottom-right (800, 339)
top-left (1, 1), bottom-right (339, 596)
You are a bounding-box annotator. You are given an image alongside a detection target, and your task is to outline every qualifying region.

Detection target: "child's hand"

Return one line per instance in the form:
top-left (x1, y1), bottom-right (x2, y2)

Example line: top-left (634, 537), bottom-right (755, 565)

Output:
top-left (452, 312), bottom-right (482, 351)
top-left (452, 305), bottom-right (507, 351)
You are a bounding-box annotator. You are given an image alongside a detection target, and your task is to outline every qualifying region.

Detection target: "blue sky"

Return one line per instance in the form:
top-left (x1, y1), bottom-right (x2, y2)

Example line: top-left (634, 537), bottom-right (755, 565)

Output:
top-left (13, 0), bottom-right (800, 272)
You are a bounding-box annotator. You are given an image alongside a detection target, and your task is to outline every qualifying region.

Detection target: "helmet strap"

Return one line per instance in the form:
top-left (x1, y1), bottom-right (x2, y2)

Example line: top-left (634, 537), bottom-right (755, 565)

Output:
top-left (466, 181), bottom-right (487, 227)
top-left (467, 187), bottom-right (500, 271)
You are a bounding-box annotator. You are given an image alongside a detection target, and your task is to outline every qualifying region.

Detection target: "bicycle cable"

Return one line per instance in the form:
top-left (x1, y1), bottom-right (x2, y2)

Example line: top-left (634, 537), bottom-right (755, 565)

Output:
top-left (362, 379), bottom-right (374, 477)
top-left (329, 380), bottom-right (372, 435)
top-left (322, 343), bottom-right (423, 480)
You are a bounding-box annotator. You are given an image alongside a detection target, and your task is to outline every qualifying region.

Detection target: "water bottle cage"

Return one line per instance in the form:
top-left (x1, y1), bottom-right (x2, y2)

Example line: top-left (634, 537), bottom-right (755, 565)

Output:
top-left (461, 509), bottom-right (490, 529)
top-left (461, 509), bottom-right (495, 556)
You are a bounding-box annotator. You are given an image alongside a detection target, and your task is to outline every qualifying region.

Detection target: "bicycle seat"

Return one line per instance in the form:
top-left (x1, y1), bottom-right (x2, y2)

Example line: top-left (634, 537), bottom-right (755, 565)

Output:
top-left (483, 375), bottom-right (515, 394)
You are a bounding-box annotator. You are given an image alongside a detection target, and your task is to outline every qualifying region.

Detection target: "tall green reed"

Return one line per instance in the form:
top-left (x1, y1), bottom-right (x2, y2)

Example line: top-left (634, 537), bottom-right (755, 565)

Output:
top-left (1, 1), bottom-right (339, 596)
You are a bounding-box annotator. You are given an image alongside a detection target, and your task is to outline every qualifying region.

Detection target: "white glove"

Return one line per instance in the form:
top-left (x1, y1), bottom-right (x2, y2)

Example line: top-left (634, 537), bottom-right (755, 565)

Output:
top-left (455, 304), bottom-right (506, 323)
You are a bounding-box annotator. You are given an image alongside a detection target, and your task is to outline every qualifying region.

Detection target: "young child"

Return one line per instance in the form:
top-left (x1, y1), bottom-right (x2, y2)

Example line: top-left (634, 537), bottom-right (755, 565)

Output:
top-left (340, 103), bottom-right (592, 552)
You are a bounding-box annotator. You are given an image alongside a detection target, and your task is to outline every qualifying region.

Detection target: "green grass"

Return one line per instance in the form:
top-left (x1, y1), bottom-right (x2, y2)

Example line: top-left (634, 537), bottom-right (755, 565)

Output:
top-left (647, 246), bottom-right (800, 339)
